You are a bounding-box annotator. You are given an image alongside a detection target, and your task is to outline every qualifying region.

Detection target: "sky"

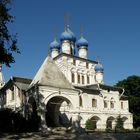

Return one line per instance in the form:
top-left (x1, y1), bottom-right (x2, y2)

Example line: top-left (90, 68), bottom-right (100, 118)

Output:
top-left (2, 0), bottom-right (140, 85)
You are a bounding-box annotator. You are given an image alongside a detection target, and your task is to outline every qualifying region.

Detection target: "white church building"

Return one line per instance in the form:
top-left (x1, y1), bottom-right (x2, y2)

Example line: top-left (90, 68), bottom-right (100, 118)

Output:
top-left (0, 25), bottom-right (133, 131)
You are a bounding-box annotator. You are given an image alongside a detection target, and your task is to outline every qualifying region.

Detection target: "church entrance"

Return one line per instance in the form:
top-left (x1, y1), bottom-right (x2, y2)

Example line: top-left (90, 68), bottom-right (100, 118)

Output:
top-left (106, 117), bottom-right (115, 129)
top-left (90, 116), bottom-right (101, 130)
top-left (45, 96), bottom-right (72, 127)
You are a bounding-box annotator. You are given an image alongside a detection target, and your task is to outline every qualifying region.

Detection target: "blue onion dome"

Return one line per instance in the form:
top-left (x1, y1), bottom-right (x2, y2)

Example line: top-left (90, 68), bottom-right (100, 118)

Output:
top-left (67, 25), bottom-right (76, 42)
top-left (50, 39), bottom-right (60, 50)
top-left (95, 63), bottom-right (104, 73)
top-left (60, 29), bottom-right (73, 42)
top-left (76, 36), bottom-right (88, 49)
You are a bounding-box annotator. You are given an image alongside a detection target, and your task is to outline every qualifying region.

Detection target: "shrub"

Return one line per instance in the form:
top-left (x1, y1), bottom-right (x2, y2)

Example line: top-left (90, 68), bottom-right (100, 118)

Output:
top-left (115, 115), bottom-right (124, 132)
top-left (105, 128), bottom-right (113, 133)
top-left (85, 119), bottom-right (95, 130)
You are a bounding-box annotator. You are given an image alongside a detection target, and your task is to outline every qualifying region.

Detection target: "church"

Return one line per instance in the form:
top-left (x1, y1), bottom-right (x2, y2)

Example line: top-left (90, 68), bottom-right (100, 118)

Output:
top-left (0, 24), bottom-right (133, 131)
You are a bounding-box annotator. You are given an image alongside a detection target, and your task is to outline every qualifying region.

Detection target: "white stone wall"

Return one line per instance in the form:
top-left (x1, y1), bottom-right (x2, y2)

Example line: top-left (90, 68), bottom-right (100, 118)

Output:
top-left (5, 85), bottom-right (22, 110)
top-left (77, 89), bottom-right (133, 130)
top-left (32, 85), bottom-right (133, 130)
top-left (53, 55), bottom-right (133, 130)
top-left (55, 56), bottom-right (97, 86)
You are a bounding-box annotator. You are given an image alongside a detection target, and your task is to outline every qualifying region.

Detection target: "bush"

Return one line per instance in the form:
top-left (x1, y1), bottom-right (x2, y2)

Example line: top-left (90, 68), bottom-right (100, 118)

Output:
top-left (105, 128), bottom-right (113, 133)
top-left (85, 119), bottom-right (95, 130)
top-left (136, 127), bottom-right (140, 132)
top-left (115, 115), bottom-right (124, 132)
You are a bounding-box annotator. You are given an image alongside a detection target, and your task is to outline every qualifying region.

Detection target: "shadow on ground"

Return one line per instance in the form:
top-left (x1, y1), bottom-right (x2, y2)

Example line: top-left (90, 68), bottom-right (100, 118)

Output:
top-left (0, 132), bottom-right (140, 140)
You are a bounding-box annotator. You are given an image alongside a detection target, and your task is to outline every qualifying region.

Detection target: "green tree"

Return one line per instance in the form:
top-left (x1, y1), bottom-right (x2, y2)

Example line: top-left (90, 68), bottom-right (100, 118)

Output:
top-left (0, 0), bottom-right (20, 67)
top-left (85, 119), bottom-right (95, 130)
top-left (115, 75), bottom-right (140, 128)
top-left (115, 115), bottom-right (124, 131)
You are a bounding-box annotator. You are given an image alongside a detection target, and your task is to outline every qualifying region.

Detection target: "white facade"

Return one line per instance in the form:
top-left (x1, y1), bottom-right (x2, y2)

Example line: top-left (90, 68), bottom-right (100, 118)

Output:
top-left (54, 54), bottom-right (97, 86)
top-left (0, 25), bottom-right (133, 131)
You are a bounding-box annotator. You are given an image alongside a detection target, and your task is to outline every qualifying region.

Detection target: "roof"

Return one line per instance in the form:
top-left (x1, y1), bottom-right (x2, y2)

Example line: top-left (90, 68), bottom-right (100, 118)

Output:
top-left (29, 56), bottom-right (74, 89)
top-left (75, 86), bottom-right (100, 95)
top-left (81, 84), bottom-right (123, 93)
top-left (60, 30), bottom-right (73, 42)
top-left (50, 39), bottom-right (60, 50)
top-left (77, 36), bottom-right (88, 48)
top-left (0, 76), bottom-right (32, 91)
top-left (120, 95), bottom-right (128, 100)
top-left (53, 53), bottom-right (98, 64)
top-left (95, 63), bottom-right (104, 73)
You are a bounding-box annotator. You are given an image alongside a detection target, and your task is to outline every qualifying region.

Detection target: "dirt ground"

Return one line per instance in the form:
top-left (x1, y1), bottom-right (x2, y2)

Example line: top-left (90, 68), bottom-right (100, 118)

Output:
top-left (0, 132), bottom-right (140, 140)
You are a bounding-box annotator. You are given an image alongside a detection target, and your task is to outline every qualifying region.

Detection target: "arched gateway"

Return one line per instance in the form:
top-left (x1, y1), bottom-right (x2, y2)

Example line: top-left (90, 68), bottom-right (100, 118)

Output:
top-left (27, 57), bottom-right (80, 131)
top-left (45, 95), bottom-right (72, 127)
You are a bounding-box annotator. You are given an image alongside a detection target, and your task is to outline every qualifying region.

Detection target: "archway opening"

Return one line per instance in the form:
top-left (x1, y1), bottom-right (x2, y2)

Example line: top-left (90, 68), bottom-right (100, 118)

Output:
top-left (106, 117), bottom-right (115, 129)
top-left (90, 116), bottom-right (100, 130)
top-left (45, 96), bottom-right (72, 128)
top-left (122, 116), bottom-right (128, 129)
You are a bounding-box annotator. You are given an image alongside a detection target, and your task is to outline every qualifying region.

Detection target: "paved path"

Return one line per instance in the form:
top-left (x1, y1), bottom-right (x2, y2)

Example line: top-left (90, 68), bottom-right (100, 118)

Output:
top-left (0, 132), bottom-right (140, 140)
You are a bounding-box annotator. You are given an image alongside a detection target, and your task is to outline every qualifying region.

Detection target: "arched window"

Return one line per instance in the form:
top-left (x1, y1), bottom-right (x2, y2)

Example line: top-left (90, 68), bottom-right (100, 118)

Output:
top-left (78, 74), bottom-right (80, 84)
top-left (110, 101), bottom-right (114, 108)
top-left (73, 59), bottom-right (76, 65)
top-left (71, 73), bottom-right (75, 83)
top-left (82, 75), bottom-right (84, 84)
top-left (92, 99), bottom-right (97, 108)
top-left (121, 102), bottom-right (123, 109)
top-left (104, 97), bottom-right (108, 108)
top-left (110, 98), bottom-right (114, 109)
top-left (87, 75), bottom-right (90, 84)
top-left (11, 86), bottom-right (14, 100)
top-left (79, 96), bottom-right (83, 107)
top-left (86, 62), bottom-right (89, 68)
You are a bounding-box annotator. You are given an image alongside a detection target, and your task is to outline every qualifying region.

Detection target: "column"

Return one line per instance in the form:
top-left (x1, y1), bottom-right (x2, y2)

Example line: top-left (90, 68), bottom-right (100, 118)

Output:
top-left (38, 104), bottom-right (48, 133)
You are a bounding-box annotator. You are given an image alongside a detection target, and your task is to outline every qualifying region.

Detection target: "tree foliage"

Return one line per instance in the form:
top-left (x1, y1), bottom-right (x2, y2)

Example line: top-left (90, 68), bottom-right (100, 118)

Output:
top-left (0, 0), bottom-right (20, 67)
top-left (115, 115), bottom-right (124, 131)
top-left (85, 119), bottom-right (95, 130)
top-left (115, 75), bottom-right (140, 128)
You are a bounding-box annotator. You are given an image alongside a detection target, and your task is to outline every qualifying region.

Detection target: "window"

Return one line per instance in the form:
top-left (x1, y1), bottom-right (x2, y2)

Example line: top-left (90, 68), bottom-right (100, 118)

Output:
top-left (87, 76), bottom-right (90, 84)
top-left (78, 74), bottom-right (80, 84)
top-left (104, 101), bottom-right (107, 108)
top-left (104, 97), bottom-right (107, 108)
top-left (73, 59), bottom-right (76, 65)
top-left (86, 62), bottom-right (89, 68)
top-left (82, 75), bottom-right (84, 84)
top-left (11, 87), bottom-right (14, 100)
top-left (71, 73), bottom-right (75, 83)
top-left (92, 99), bottom-right (97, 108)
top-left (121, 102), bottom-right (123, 109)
top-left (110, 101), bottom-right (114, 108)
top-left (79, 96), bottom-right (83, 107)
top-left (110, 98), bottom-right (114, 109)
